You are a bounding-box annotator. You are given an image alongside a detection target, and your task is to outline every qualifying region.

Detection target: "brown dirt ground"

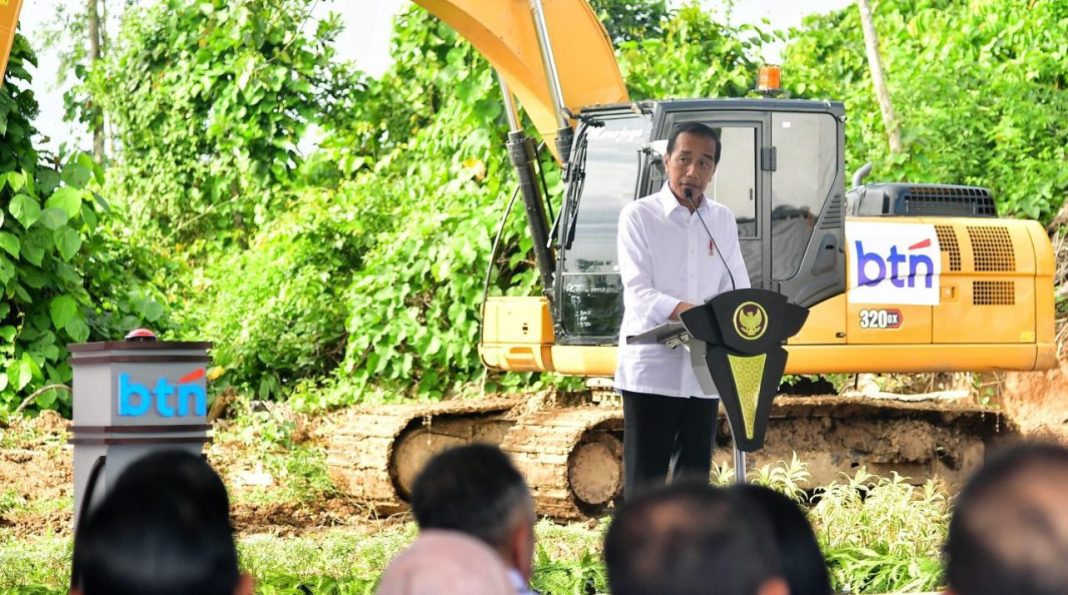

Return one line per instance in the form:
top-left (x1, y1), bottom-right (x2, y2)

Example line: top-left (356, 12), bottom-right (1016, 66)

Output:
top-left (3, 367), bottom-right (1068, 539)
top-left (999, 362), bottom-right (1068, 443)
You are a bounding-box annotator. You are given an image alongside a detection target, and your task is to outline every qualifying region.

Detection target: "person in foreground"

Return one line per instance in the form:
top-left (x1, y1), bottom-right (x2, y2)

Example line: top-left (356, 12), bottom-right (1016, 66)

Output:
top-left (604, 481), bottom-right (789, 595)
top-left (376, 529), bottom-right (514, 595)
top-left (944, 441), bottom-right (1068, 595)
top-left (614, 121), bottom-right (750, 498)
top-left (407, 443), bottom-right (538, 595)
top-left (730, 484), bottom-right (831, 595)
top-left (70, 449), bottom-right (253, 595)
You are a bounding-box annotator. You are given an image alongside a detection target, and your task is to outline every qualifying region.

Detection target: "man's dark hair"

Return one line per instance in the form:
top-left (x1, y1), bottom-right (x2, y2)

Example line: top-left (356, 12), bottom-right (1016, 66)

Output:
top-left (666, 122), bottom-right (722, 165)
top-left (945, 442), bottom-right (1068, 595)
top-left (604, 482), bottom-right (781, 595)
top-left (72, 450), bottom-right (239, 595)
top-left (731, 484), bottom-right (831, 595)
top-left (410, 443), bottom-right (532, 551)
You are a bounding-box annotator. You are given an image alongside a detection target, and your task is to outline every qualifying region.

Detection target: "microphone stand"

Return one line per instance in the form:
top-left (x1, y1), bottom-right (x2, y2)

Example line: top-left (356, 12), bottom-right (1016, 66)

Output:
top-left (683, 187), bottom-right (746, 483)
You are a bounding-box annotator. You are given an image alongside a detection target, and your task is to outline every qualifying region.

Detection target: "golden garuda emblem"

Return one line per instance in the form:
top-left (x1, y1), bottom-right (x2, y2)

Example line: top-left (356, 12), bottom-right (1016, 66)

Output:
top-left (733, 301), bottom-right (768, 340)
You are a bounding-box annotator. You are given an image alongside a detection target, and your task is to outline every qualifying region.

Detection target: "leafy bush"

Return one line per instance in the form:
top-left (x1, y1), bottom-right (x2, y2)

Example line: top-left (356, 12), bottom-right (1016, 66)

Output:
top-left (182, 187), bottom-right (376, 398)
top-left (329, 8), bottom-right (542, 399)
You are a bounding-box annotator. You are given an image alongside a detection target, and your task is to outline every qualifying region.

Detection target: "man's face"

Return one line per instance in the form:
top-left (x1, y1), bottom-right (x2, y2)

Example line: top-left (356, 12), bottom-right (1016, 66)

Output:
top-left (664, 131), bottom-right (718, 200)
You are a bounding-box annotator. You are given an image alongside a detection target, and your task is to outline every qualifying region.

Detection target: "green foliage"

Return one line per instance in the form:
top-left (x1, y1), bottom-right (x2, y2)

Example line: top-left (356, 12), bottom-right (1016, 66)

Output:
top-left (812, 468), bottom-right (949, 593)
top-left (92, 0), bottom-right (359, 244)
top-left (328, 7), bottom-right (541, 399)
top-left (617, 4), bottom-right (776, 100)
top-left (784, 0), bottom-right (1068, 221)
top-left (0, 34), bottom-right (166, 416)
top-left (712, 452), bottom-right (812, 499)
top-left (183, 187), bottom-right (373, 398)
top-left (0, 536), bottom-right (70, 592)
top-left (588, 0), bottom-right (670, 45)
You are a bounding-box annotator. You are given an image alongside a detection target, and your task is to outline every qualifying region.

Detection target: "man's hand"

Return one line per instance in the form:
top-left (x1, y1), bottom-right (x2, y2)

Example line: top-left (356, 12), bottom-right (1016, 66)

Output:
top-left (669, 302), bottom-right (696, 321)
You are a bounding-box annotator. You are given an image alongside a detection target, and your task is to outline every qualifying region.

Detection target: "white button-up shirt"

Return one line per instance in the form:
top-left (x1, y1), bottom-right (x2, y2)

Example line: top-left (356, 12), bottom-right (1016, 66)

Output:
top-left (614, 183), bottom-right (751, 398)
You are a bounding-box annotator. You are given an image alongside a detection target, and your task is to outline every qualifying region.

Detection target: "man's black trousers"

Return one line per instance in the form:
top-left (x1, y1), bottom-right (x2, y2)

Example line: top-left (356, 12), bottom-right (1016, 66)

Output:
top-left (621, 390), bottom-right (719, 499)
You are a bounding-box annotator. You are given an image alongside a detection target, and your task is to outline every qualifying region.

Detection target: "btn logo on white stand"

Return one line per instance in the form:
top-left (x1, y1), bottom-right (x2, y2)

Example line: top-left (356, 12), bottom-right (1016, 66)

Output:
top-left (846, 222), bottom-right (942, 306)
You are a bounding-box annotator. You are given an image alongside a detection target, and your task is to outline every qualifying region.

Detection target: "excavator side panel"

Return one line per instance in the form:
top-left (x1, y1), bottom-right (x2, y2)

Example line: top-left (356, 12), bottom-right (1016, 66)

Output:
top-left (414, 0), bottom-right (628, 161)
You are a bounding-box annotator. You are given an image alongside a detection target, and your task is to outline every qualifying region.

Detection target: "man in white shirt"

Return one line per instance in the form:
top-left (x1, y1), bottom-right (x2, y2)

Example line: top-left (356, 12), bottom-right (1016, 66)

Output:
top-left (615, 122), bottom-right (750, 498)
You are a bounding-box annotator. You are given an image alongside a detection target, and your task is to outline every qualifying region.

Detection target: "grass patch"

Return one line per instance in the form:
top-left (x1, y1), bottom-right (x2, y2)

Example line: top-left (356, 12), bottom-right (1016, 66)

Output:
top-left (0, 536), bottom-right (70, 593)
top-left (0, 435), bottom-right (950, 594)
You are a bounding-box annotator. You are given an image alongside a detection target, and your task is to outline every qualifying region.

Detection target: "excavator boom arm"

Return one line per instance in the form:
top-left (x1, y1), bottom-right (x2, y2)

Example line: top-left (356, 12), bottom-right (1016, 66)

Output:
top-left (414, 0), bottom-right (629, 160)
top-left (0, 0), bottom-right (24, 81)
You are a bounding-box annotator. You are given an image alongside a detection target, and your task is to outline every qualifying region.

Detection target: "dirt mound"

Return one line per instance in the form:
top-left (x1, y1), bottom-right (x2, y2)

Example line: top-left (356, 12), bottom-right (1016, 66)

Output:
top-left (1000, 362), bottom-right (1068, 442)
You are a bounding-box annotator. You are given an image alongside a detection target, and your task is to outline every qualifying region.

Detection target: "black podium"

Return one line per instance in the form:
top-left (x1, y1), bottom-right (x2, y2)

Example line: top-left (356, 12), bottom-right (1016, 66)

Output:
top-left (628, 288), bottom-right (808, 481)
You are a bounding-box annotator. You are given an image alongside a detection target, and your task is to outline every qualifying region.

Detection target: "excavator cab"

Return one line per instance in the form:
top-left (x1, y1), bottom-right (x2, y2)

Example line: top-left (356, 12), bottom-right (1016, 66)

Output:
top-left (557, 100), bottom-right (846, 338)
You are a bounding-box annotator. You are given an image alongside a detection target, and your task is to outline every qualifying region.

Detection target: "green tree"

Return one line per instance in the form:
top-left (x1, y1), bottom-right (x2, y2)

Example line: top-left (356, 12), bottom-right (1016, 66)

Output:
top-left (589, 0), bottom-right (671, 45)
top-left (616, 4), bottom-right (776, 100)
top-left (184, 6), bottom-right (535, 399)
top-left (784, 0), bottom-right (1068, 221)
top-left (0, 34), bottom-right (167, 416)
top-left (91, 0), bottom-right (359, 246)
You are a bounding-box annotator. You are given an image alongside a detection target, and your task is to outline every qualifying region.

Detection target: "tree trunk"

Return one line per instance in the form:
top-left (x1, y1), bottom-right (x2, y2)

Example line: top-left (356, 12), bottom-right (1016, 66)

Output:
top-left (857, 0), bottom-right (903, 155)
top-left (87, 0), bottom-right (105, 162)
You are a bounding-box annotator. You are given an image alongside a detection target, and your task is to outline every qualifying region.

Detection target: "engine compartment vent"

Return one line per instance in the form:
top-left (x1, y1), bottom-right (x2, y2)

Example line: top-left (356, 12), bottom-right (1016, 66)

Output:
top-left (935, 225), bottom-right (962, 272)
top-left (849, 183), bottom-right (997, 217)
top-left (967, 226), bottom-right (1015, 272)
top-left (973, 280), bottom-right (1014, 305)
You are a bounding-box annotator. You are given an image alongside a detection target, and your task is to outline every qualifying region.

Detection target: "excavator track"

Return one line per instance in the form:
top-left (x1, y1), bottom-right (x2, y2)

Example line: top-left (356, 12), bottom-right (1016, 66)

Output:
top-left (500, 406), bottom-right (623, 519)
top-left (326, 393), bottom-right (1015, 519)
top-left (325, 399), bottom-right (520, 515)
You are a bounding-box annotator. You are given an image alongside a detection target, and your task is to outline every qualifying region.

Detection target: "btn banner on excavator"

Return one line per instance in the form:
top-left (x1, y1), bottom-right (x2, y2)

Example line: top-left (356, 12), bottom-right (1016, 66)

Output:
top-left (847, 221), bottom-right (942, 306)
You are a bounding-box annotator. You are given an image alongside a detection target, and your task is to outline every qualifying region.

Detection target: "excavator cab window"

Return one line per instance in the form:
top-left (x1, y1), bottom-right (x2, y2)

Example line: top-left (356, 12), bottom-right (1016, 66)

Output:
top-left (556, 112), bottom-right (652, 343)
top-left (770, 112), bottom-right (838, 281)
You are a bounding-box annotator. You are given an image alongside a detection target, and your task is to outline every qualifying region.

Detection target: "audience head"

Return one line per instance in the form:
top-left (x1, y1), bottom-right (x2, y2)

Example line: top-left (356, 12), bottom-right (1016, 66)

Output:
top-left (410, 443), bottom-right (536, 580)
top-left (604, 481), bottom-right (788, 595)
top-left (376, 530), bottom-right (514, 595)
top-left (731, 484), bottom-right (831, 595)
top-left (945, 441), bottom-right (1068, 595)
top-left (71, 449), bottom-right (251, 595)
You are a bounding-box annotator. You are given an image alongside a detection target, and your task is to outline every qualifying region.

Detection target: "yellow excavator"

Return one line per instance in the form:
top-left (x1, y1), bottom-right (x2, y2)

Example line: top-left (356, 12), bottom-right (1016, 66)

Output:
top-left (327, 0), bottom-right (1056, 519)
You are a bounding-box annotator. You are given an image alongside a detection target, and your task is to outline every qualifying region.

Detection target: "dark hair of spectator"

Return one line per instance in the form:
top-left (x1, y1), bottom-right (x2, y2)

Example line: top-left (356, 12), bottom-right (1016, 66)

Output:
top-left (604, 481), bottom-right (781, 595)
top-left (945, 442), bottom-right (1068, 595)
top-left (731, 484), bottom-right (831, 595)
top-left (666, 122), bottom-right (722, 165)
top-left (410, 443), bottom-right (531, 552)
top-left (72, 450), bottom-right (239, 595)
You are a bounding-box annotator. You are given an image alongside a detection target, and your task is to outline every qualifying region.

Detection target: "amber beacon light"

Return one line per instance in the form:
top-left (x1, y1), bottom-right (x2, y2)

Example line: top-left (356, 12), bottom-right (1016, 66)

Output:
top-left (757, 64), bottom-right (782, 94)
